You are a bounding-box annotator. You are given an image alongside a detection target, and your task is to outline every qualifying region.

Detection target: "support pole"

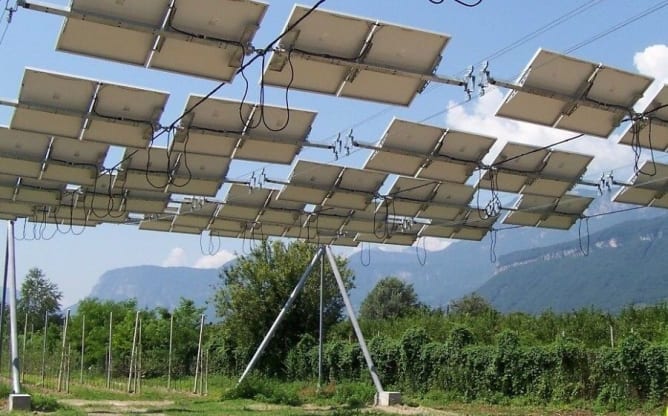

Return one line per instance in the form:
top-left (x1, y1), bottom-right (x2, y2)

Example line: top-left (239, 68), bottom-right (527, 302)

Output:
top-left (127, 310), bottom-right (140, 393)
top-left (57, 309), bottom-right (70, 392)
top-left (40, 311), bottom-right (47, 386)
top-left (80, 314), bottom-right (85, 383)
top-left (193, 314), bottom-right (204, 394)
top-left (167, 312), bottom-right (173, 390)
top-left (0, 237), bottom-right (7, 375)
top-left (318, 253), bottom-right (324, 391)
top-left (325, 246), bottom-right (384, 395)
top-left (7, 221), bottom-right (21, 394)
top-left (238, 246), bottom-right (325, 385)
top-left (106, 311), bottom-right (112, 389)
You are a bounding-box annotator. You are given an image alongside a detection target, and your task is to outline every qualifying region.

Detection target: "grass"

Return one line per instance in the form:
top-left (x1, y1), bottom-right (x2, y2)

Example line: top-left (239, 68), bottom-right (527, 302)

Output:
top-left (0, 375), bottom-right (665, 415)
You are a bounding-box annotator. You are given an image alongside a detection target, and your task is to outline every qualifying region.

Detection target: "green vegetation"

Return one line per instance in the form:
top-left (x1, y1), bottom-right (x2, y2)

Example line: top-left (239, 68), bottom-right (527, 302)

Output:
top-left (8, 239), bottom-right (668, 414)
top-left (359, 276), bottom-right (423, 320)
top-left (211, 240), bottom-right (353, 377)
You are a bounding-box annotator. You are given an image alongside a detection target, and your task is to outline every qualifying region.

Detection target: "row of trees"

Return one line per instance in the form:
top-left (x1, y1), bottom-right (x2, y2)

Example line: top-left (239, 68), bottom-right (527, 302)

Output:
top-left (9, 240), bottom-right (668, 409)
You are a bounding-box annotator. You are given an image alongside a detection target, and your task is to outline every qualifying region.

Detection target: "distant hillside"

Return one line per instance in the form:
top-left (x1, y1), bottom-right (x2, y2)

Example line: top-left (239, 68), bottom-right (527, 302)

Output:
top-left (87, 265), bottom-right (224, 317)
top-left (81, 202), bottom-right (667, 317)
top-left (348, 201), bottom-right (664, 309)
top-left (477, 214), bottom-right (668, 313)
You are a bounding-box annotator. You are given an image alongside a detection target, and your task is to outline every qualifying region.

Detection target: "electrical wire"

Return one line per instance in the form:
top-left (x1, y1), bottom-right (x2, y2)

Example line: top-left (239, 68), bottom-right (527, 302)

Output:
top-left (578, 217), bottom-right (590, 256)
top-left (415, 237), bottom-right (427, 266)
top-left (429, 0), bottom-right (483, 6)
top-left (489, 229), bottom-right (497, 263)
top-left (360, 242), bottom-right (371, 266)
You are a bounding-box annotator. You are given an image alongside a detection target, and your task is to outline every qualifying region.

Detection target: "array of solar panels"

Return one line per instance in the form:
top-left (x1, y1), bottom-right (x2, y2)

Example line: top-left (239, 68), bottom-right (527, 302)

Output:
top-left (0, 0), bottom-right (666, 247)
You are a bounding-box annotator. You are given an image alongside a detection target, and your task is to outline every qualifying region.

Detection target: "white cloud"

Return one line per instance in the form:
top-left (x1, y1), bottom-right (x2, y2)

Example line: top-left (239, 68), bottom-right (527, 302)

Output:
top-left (634, 44), bottom-right (668, 81)
top-left (161, 247), bottom-right (188, 267)
top-left (633, 44), bottom-right (668, 111)
top-left (421, 237), bottom-right (454, 252)
top-left (193, 250), bottom-right (236, 269)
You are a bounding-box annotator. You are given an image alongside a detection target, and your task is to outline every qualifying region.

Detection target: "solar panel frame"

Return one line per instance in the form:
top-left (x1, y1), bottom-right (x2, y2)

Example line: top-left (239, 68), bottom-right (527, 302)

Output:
top-left (264, 5), bottom-right (449, 106)
top-left (495, 49), bottom-right (654, 137)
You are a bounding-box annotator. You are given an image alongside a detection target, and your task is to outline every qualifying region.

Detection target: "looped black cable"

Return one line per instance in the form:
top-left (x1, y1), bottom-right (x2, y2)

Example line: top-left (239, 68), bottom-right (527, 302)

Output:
top-left (416, 238), bottom-right (427, 266)
top-left (489, 229), bottom-right (498, 263)
top-left (429, 0), bottom-right (483, 5)
top-left (578, 217), bottom-right (590, 257)
top-left (360, 242), bottom-right (371, 267)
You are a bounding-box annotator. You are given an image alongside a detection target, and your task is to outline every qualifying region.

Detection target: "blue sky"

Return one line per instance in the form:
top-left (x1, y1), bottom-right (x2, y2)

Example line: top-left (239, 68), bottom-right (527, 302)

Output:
top-left (1, 0), bottom-right (667, 306)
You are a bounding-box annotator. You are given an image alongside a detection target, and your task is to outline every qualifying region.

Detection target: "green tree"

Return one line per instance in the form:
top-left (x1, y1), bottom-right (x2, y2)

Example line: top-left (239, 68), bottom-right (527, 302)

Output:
top-left (359, 276), bottom-right (423, 320)
top-left (69, 298), bottom-right (137, 373)
top-left (448, 293), bottom-right (496, 317)
top-left (212, 240), bottom-right (354, 377)
top-left (18, 268), bottom-right (62, 330)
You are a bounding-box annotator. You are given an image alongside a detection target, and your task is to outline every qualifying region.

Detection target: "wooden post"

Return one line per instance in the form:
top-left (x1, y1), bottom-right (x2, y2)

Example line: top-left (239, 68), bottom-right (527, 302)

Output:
top-left (137, 319), bottom-right (142, 395)
top-left (193, 314), bottom-right (204, 394)
top-left (127, 311), bottom-right (140, 393)
top-left (106, 311), bottom-right (112, 389)
top-left (167, 312), bottom-right (173, 390)
top-left (79, 314), bottom-right (85, 383)
top-left (40, 312), bottom-right (48, 386)
top-left (65, 343), bottom-right (71, 393)
top-left (57, 309), bottom-right (70, 392)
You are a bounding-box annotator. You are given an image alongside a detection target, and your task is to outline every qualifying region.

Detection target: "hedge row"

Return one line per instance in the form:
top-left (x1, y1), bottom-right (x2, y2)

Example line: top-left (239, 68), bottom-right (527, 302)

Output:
top-left (214, 326), bottom-right (668, 408)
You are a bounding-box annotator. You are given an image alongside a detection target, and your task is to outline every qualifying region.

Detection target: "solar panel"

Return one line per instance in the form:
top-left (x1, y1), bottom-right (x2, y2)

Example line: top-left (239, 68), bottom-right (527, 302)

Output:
top-left (0, 185), bottom-right (14, 201)
top-left (172, 96), bottom-right (249, 157)
top-left (11, 68), bottom-right (96, 138)
top-left (42, 138), bottom-right (108, 186)
top-left (383, 177), bottom-right (438, 217)
top-left (420, 181), bottom-right (475, 221)
top-left (241, 222), bottom-right (286, 239)
top-left (123, 190), bottom-right (170, 214)
top-left (277, 161), bottom-right (342, 205)
top-left (613, 161), bottom-right (668, 208)
top-left (0, 127), bottom-right (50, 162)
top-left (58, 0), bottom-right (267, 81)
top-left (234, 105), bottom-right (316, 165)
top-left (209, 217), bottom-right (245, 234)
top-left (172, 200), bottom-right (218, 229)
top-left (324, 167), bottom-right (386, 210)
top-left (522, 150), bottom-right (592, 197)
top-left (14, 186), bottom-right (61, 205)
top-left (264, 6), bottom-right (449, 106)
top-left (149, 0), bottom-right (268, 81)
top-left (364, 119), bottom-right (442, 176)
top-left (139, 216), bottom-right (174, 233)
top-left (480, 142), bottom-right (548, 193)
top-left (503, 194), bottom-right (592, 229)
top-left (618, 85), bottom-right (668, 151)
top-left (118, 147), bottom-right (177, 192)
top-left (418, 130), bottom-right (495, 183)
top-left (0, 200), bottom-right (36, 218)
top-left (174, 95), bottom-right (316, 164)
top-left (257, 207), bottom-right (302, 226)
top-left (168, 153), bottom-right (229, 196)
top-left (215, 185), bottom-right (270, 222)
top-left (355, 232), bottom-right (418, 246)
top-left (495, 49), bottom-right (653, 137)
top-left (9, 69), bottom-right (168, 147)
top-left (420, 213), bottom-right (496, 241)
top-left (82, 83), bottom-right (168, 148)
top-left (58, 0), bottom-right (167, 65)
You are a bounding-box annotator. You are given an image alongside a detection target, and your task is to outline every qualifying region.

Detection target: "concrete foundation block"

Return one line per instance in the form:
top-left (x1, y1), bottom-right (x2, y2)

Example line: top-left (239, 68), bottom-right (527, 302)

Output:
top-left (8, 393), bottom-right (31, 411)
top-left (376, 391), bottom-right (401, 406)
